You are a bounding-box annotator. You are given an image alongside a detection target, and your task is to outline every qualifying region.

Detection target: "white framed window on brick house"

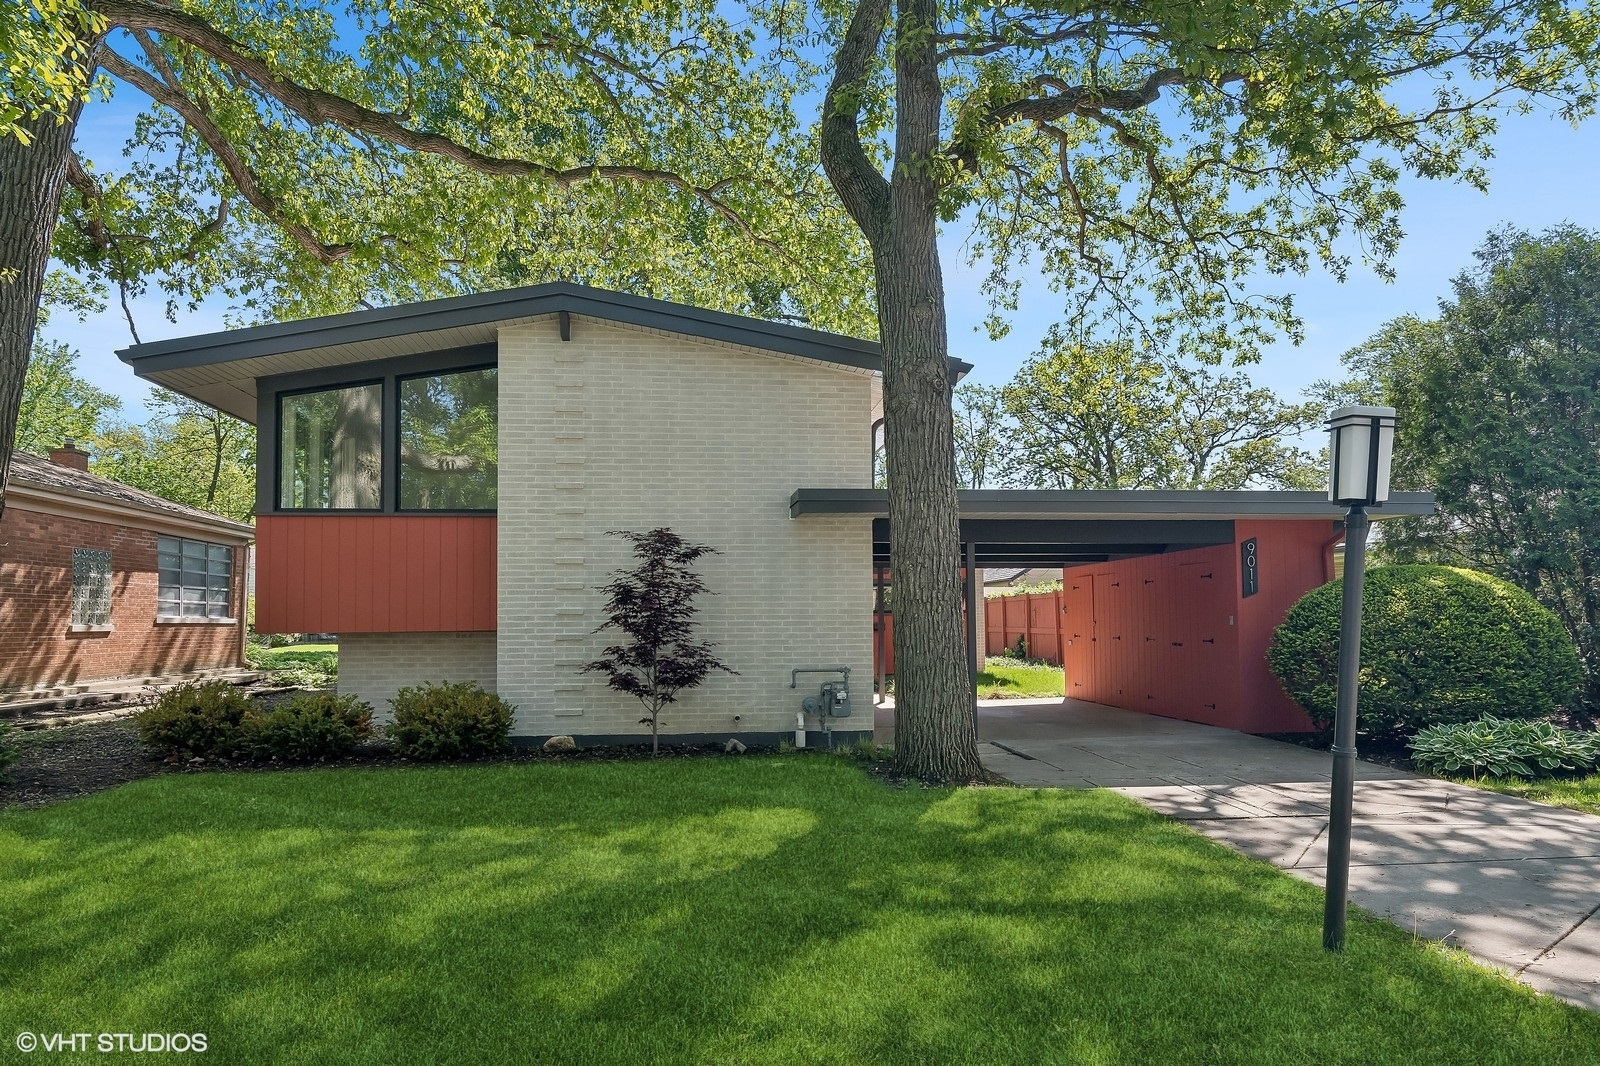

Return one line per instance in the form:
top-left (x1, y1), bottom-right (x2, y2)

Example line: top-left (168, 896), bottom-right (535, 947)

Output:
top-left (157, 536), bottom-right (234, 620)
top-left (71, 548), bottom-right (112, 627)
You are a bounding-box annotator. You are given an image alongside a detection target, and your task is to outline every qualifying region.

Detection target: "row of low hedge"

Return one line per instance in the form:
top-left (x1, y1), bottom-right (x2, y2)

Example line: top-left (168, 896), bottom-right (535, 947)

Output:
top-left (137, 680), bottom-right (513, 762)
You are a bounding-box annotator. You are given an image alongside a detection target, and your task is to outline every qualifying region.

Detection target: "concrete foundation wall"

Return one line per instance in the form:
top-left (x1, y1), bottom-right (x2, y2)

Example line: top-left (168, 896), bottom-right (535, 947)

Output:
top-left (497, 315), bottom-right (873, 738)
top-left (338, 632), bottom-right (498, 720)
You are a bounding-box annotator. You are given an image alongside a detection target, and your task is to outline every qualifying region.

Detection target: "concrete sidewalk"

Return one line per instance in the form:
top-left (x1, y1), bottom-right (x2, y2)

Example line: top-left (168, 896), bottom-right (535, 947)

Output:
top-left (877, 697), bottom-right (1600, 1009)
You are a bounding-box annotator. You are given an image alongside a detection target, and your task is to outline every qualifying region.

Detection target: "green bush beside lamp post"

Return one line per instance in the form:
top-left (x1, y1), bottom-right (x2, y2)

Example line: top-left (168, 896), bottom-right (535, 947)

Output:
top-left (1323, 405), bottom-right (1397, 952)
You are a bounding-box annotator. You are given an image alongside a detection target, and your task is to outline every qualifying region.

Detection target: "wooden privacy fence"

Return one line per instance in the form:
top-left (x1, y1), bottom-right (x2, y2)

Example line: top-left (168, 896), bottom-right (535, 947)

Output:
top-left (984, 591), bottom-right (1066, 664)
top-left (871, 590), bottom-right (1067, 678)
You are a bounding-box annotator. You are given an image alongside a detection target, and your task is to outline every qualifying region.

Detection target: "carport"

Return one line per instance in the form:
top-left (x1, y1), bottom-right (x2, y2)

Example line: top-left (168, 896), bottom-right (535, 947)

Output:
top-left (790, 488), bottom-right (1434, 734)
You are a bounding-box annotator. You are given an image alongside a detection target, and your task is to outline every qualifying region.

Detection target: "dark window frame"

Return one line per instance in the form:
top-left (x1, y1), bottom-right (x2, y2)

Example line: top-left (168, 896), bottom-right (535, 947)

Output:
top-left (256, 344), bottom-right (498, 517)
top-left (870, 417), bottom-right (886, 487)
top-left (394, 362), bottom-right (499, 514)
top-left (273, 377), bottom-right (386, 513)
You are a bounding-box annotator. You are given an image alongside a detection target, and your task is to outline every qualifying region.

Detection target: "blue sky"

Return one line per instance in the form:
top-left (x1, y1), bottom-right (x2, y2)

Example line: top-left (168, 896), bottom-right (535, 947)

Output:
top-left (42, 81), bottom-right (1600, 421)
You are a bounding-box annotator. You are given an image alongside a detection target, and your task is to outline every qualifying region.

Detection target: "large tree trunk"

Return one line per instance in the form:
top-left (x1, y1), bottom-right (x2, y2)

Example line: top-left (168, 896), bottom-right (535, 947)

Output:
top-left (868, 0), bottom-right (982, 781)
top-left (0, 103), bottom-right (86, 520)
top-left (875, 223), bottom-right (981, 780)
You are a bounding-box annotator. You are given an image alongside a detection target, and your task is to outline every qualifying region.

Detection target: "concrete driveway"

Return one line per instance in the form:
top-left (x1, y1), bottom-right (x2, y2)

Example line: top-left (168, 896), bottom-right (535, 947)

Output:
top-left (874, 696), bottom-right (1600, 1010)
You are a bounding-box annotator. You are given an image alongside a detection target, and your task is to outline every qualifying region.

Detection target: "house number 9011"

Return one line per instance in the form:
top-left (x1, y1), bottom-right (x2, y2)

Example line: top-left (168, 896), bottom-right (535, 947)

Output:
top-left (1241, 538), bottom-right (1259, 598)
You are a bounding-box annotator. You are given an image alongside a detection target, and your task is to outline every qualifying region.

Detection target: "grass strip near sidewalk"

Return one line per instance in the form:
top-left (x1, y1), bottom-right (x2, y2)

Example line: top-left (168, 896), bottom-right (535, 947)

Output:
top-left (1457, 773), bottom-right (1600, 816)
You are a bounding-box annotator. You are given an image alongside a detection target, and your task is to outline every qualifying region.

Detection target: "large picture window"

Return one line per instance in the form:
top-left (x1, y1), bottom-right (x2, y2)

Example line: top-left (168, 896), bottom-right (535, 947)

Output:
top-left (158, 536), bottom-right (234, 619)
top-left (279, 383), bottom-right (382, 509)
top-left (399, 367), bottom-right (498, 510)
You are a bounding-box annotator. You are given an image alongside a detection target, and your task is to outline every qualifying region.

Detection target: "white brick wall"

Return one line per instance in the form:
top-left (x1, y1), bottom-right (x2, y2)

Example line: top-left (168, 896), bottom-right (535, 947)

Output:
top-left (497, 315), bottom-right (874, 738)
top-left (338, 632), bottom-right (497, 721)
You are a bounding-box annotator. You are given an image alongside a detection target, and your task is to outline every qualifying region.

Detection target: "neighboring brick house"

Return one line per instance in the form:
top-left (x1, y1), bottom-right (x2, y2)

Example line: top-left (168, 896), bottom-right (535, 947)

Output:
top-left (0, 445), bottom-right (254, 695)
top-left (119, 283), bottom-right (1432, 743)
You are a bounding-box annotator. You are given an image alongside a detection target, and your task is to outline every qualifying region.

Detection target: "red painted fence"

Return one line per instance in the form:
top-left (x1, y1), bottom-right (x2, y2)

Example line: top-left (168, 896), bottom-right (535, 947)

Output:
top-left (984, 591), bottom-right (1066, 664)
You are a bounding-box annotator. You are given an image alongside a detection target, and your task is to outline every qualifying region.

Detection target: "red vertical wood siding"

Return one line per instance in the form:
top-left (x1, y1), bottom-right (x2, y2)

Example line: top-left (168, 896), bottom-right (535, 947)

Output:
top-left (1055, 543), bottom-right (1244, 728)
top-left (256, 515), bottom-right (496, 634)
top-left (1051, 522), bottom-right (1327, 732)
top-left (1234, 519), bottom-right (1334, 733)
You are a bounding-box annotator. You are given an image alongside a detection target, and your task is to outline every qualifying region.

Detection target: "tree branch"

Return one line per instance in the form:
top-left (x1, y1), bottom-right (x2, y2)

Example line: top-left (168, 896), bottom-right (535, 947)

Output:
top-left (91, 0), bottom-right (789, 258)
top-left (820, 0), bottom-right (892, 239)
top-left (98, 48), bottom-right (355, 264)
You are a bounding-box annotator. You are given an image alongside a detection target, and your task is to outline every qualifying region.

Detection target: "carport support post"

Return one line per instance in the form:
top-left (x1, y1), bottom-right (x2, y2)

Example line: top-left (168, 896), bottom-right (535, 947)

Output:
top-left (965, 541), bottom-right (978, 727)
top-left (1323, 506), bottom-right (1370, 951)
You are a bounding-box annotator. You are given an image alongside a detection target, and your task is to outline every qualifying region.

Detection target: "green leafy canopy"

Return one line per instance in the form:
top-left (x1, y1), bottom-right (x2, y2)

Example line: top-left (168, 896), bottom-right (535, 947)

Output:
top-left (48, 0), bottom-right (878, 332)
top-left (812, 0), bottom-right (1600, 356)
top-left (1331, 225), bottom-right (1600, 710)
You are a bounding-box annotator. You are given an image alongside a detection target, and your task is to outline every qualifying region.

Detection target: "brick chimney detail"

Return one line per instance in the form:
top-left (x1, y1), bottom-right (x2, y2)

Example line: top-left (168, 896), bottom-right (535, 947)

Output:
top-left (49, 440), bottom-right (90, 472)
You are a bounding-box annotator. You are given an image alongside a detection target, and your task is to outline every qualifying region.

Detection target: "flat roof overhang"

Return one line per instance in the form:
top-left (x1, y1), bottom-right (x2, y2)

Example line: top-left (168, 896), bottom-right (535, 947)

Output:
top-left (117, 282), bottom-right (974, 423)
top-left (790, 488), bottom-right (1437, 567)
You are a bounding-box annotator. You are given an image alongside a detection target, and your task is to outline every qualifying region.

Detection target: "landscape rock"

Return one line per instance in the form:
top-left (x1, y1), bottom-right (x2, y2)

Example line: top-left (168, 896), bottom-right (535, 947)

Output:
top-left (724, 738), bottom-right (747, 754)
top-left (543, 735), bottom-right (578, 753)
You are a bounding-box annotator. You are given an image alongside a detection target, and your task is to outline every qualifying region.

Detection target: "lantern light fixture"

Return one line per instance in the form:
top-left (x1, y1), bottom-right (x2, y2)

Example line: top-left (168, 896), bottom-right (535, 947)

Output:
top-left (1327, 406), bottom-right (1397, 507)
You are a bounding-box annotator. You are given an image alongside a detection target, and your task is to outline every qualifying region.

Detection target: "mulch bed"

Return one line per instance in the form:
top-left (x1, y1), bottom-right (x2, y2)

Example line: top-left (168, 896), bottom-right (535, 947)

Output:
top-left (1, 691), bottom-right (916, 809)
top-left (1254, 728), bottom-right (1418, 773)
top-left (1, 720), bottom-right (175, 809)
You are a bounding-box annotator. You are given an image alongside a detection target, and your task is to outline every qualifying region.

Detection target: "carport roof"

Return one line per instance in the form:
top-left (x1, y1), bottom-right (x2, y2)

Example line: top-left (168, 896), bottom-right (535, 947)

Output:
top-left (791, 488), bottom-right (1436, 567)
top-left (789, 488), bottom-right (1435, 521)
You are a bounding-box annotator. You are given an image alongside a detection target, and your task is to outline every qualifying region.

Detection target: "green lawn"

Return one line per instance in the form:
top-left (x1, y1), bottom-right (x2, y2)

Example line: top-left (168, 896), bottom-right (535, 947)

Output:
top-left (4, 758), bottom-right (1597, 1064)
top-left (247, 644), bottom-right (338, 687)
top-left (978, 656), bottom-right (1066, 698)
top-left (1458, 773), bottom-right (1600, 816)
top-left (258, 642), bottom-right (338, 658)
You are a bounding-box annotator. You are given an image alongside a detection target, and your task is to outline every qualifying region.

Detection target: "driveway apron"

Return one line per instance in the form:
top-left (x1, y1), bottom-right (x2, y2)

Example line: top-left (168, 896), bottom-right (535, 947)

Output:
top-left (877, 696), bottom-right (1600, 1009)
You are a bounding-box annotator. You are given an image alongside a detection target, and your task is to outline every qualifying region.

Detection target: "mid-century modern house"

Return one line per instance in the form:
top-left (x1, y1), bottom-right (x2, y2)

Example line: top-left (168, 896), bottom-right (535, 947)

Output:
top-left (0, 445), bottom-right (254, 697)
top-left (119, 283), bottom-right (1432, 744)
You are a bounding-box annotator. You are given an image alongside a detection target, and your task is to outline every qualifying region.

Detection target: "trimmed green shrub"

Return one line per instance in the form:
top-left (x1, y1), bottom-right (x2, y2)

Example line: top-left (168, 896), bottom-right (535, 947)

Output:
top-left (1410, 717), bottom-right (1600, 779)
top-left (1268, 565), bottom-right (1582, 733)
top-left (136, 681), bottom-right (253, 758)
top-left (243, 693), bottom-right (374, 761)
top-left (388, 681), bottom-right (513, 760)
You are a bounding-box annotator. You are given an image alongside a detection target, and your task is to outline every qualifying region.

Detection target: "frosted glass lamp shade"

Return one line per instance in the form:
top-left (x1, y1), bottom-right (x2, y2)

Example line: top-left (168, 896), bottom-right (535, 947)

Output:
top-left (1327, 406), bottom-right (1396, 506)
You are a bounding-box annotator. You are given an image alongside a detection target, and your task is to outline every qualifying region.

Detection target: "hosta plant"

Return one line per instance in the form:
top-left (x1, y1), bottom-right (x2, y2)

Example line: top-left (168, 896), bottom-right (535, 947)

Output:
top-left (1409, 717), bottom-right (1600, 780)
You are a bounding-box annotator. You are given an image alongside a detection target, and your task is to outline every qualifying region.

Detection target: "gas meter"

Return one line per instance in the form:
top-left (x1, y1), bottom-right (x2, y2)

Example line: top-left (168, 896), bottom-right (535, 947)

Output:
top-left (802, 680), bottom-right (852, 718)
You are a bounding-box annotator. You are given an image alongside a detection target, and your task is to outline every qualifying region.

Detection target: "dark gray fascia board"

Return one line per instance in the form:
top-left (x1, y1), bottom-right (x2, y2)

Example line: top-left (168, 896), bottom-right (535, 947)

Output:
top-left (792, 487), bottom-right (1436, 520)
top-left (117, 280), bottom-right (975, 379)
top-left (872, 517), bottom-right (1237, 550)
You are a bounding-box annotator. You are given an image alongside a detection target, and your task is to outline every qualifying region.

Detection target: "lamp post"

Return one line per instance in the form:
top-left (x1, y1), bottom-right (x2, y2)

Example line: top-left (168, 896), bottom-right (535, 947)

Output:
top-left (1322, 405), bottom-right (1397, 951)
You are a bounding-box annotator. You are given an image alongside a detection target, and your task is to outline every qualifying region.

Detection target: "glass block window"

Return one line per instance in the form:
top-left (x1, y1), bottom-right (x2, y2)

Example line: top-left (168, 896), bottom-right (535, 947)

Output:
top-left (157, 536), bottom-right (234, 619)
top-left (71, 549), bottom-right (112, 626)
top-left (399, 367), bottom-right (498, 510)
top-left (279, 383), bottom-right (382, 509)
